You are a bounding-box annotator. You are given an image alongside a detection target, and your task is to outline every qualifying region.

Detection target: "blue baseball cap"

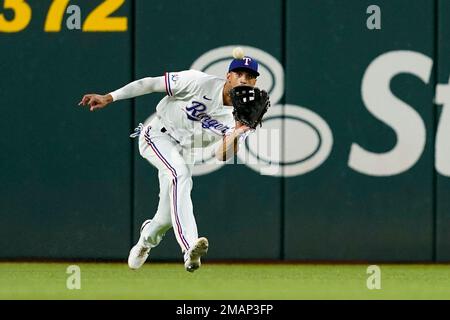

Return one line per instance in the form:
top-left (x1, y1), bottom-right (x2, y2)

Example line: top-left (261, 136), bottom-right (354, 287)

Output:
top-left (228, 56), bottom-right (260, 77)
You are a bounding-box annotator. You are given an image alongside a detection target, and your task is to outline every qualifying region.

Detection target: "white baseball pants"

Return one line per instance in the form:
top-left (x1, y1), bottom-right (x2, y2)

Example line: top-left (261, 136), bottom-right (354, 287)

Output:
top-left (137, 122), bottom-right (198, 254)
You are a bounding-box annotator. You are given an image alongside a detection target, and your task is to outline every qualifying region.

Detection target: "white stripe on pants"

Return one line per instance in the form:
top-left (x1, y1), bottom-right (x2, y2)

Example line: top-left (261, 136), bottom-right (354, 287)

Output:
top-left (138, 125), bottom-right (197, 253)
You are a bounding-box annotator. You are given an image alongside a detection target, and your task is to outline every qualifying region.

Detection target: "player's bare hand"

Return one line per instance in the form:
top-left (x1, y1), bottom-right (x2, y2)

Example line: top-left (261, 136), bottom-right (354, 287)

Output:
top-left (78, 94), bottom-right (113, 111)
top-left (235, 121), bottom-right (251, 134)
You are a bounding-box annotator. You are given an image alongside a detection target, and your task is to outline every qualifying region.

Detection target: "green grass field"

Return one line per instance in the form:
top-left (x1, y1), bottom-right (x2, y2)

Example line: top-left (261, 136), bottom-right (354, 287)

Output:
top-left (1, 262), bottom-right (450, 299)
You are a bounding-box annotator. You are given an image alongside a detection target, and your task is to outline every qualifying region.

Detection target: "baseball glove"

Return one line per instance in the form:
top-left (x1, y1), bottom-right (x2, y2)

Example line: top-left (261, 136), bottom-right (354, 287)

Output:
top-left (230, 85), bottom-right (271, 129)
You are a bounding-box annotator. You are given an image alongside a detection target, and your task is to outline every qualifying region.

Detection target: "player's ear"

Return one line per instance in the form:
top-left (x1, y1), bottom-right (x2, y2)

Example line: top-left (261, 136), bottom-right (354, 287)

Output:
top-left (226, 72), bottom-right (232, 82)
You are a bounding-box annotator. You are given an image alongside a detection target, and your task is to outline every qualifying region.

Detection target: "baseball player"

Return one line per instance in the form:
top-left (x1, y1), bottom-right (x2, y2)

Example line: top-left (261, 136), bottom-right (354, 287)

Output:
top-left (79, 55), bottom-right (260, 272)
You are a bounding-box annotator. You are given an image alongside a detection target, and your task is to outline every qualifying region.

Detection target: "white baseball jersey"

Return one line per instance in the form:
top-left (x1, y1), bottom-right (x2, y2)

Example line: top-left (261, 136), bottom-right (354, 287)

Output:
top-left (113, 68), bottom-right (257, 262)
top-left (150, 70), bottom-right (245, 148)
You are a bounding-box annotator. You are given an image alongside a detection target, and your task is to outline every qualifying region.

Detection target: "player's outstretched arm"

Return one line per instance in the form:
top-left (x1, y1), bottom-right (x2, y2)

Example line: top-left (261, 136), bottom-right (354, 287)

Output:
top-left (78, 76), bottom-right (166, 112)
top-left (109, 76), bottom-right (166, 101)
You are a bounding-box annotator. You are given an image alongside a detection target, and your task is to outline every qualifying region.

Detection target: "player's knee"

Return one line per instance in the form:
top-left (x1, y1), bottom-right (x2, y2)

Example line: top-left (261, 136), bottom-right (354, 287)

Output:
top-left (153, 217), bottom-right (172, 232)
top-left (159, 166), bottom-right (189, 179)
top-left (173, 167), bottom-right (191, 181)
top-left (153, 212), bottom-right (173, 229)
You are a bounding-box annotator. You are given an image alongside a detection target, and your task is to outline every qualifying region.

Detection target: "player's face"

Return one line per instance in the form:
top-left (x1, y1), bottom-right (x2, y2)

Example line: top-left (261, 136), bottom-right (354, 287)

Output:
top-left (227, 70), bottom-right (257, 88)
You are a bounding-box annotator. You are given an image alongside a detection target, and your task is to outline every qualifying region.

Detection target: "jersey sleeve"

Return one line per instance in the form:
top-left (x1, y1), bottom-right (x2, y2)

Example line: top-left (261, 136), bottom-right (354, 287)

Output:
top-left (164, 70), bottom-right (204, 98)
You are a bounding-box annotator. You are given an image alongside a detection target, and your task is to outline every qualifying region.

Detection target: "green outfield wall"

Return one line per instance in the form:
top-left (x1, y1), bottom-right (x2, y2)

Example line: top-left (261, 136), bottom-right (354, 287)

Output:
top-left (0, 0), bottom-right (448, 262)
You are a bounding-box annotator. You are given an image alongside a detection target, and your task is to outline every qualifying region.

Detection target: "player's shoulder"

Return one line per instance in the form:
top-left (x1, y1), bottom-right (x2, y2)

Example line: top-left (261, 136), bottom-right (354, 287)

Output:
top-left (170, 69), bottom-right (204, 80)
top-left (174, 69), bottom-right (221, 82)
top-left (169, 69), bottom-right (224, 94)
top-left (168, 70), bottom-right (210, 87)
top-left (190, 70), bottom-right (225, 87)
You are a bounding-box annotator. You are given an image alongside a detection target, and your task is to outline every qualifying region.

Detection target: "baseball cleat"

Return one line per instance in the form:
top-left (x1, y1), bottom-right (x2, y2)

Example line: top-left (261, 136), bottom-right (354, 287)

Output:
top-left (184, 237), bottom-right (209, 273)
top-left (128, 244), bottom-right (151, 270)
top-left (128, 220), bottom-right (152, 270)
